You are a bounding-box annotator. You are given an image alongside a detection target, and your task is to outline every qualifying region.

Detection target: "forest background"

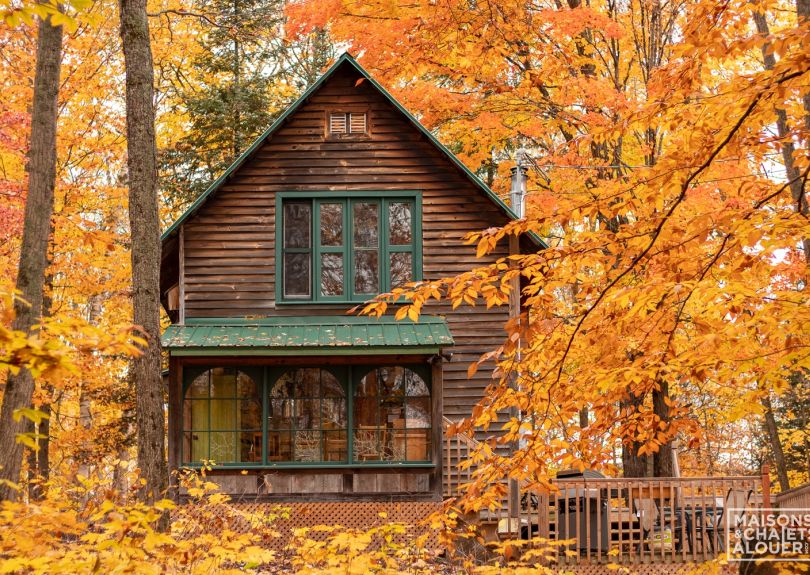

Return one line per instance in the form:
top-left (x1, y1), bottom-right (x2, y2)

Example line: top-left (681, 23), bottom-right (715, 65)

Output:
top-left (0, 0), bottom-right (808, 572)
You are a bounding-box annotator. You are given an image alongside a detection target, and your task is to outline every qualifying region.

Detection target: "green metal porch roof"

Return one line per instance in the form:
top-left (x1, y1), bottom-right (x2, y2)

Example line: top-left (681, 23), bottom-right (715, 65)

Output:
top-left (161, 316), bottom-right (454, 356)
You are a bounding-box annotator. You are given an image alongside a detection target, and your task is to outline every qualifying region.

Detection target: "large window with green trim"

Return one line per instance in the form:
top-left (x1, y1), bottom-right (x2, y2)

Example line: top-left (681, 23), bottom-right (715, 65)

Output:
top-left (182, 368), bottom-right (262, 464)
top-left (181, 365), bottom-right (432, 466)
top-left (277, 192), bottom-right (422, 303)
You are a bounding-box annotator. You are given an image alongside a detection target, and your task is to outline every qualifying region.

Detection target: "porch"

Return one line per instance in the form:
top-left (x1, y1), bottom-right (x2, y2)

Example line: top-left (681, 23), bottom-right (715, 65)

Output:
top-left (443, 424), bottom-right (774, 567)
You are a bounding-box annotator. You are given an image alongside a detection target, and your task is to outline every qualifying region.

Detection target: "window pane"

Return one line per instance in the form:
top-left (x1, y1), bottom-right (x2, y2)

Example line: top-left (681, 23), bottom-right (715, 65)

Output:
top-left (353, 428), bottom-right (384, 461)
top-left (240, 431), bottom-right (262, 462)
top-left (354, 250), bottom-right (379, 294)
top-left (185, 431), bottom-right (208, 463)
top-left (322, 372), bottom-right (344, 397)
top-left (353, 396), bottom-right (378, 427)
top-left (294, 431), bottom-right (321, 462)
top-left (185, 399), bottom-right (208, 430)
top-left (324, 430), bottom-right (347, 462)
top-left (321, 253), bottom-right (344, 296)
top-left (322, 398), bottom-right (347, 428)
top-left (209, 431), bottom-right (236, 462)
top-left (353, 203), bottom-right (378, 247)
top-left (268, 431), bottom-right (292, 461)
top-left (284, 202), bottom-right (311, 248)
top-left (390, 252), bottom-right (412, 288)
top-left (405, 430), bottom-right (430, 461)
top-left (284, 252), bottom-right (310, 297)
top-left (320, 203), bottom-right (343, 246)
top-left (188, 372), bottom-right (209, 398)
top-left (298, 399), bottom-right (320, 430)
top-left (237, 372), bottom-right (258, 398)
top-left (406, 398), bottom-right (431, 428)
top-left (296, 369), bottom-right (320, 397)
top-left (210, 399), bottom-right (236, 430)
top-left (211, 370), bottom-right (236, 397)
top-left (389, 202), bottom-right (412, 245)
top-left (239, 398), bottom-right (262, 430)
top-left (269, 399), bottom-right (293, 429)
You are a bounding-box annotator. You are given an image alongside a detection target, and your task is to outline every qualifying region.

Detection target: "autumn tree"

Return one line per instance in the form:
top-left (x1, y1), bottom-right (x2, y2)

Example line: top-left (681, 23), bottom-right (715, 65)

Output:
top-left (119, 0), bottom-right (167, 504)
top-left (292, 0), bottom-right (810, 502)
top-left (0, 11), bottom-right (63, 501)
top-left (158, 0), bottom-right (337, 209)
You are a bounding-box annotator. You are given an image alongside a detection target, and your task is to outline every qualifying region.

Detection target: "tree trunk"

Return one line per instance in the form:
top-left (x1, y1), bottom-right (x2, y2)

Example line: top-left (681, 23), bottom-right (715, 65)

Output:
top-left (653, 379), bottom-right (674, 477)
top-left (621, 392), bottom-right (651, 477)
top-left (0, 15), bottom-right (63, 502)
top-left (753, 10), bottom-right (810, 264)
top-left (119, 0), bottom-right (168, 505)
top-left (762, 394), bottom-right (791, 492)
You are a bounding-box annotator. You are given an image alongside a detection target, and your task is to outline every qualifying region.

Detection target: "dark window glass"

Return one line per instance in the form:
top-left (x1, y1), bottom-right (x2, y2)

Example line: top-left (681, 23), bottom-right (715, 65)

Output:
top-left (283, 253), bottom-right (310, 297)
top-left (268, 368), bottom-right (347, 463)
top-left (320, 253), bottom-right (344, 296)
top-left (353, 367), bottom-right (431, 462)
top-left (283, 203), bottom-right (311, 249)
top-left (353, 202), bottom-right (378, 247)
top-left (354, 250), bottom-right (379, 294)
top-left (389, 202), bottom-right (412, 245)
top-left (390, 252), bottom-right (412, 288)
top-left (320, 203), bottom-right (343, 246)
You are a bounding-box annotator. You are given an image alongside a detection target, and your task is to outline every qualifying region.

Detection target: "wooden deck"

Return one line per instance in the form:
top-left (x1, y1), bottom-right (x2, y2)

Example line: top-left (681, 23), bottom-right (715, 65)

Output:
top-left (443, 425), bottom-right (773, 566)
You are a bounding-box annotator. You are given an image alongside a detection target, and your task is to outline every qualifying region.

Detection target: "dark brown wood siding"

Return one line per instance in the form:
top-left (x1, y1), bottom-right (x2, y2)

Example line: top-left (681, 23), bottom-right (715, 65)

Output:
top-left (180, 64), bottom-right (512, 434)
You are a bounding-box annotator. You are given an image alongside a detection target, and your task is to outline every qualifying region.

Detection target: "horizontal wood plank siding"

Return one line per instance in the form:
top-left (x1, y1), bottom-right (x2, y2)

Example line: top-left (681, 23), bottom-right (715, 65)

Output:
top-left (180, 64), bottom-right (514, 442)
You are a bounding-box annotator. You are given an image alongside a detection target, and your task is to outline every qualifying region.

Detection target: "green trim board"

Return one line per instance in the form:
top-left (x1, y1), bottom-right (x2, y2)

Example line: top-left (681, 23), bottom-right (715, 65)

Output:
top-left (162, 315), bottom-right (454, 355)
top-left (160, 52), bottom-right (547, 249)
top-left (275, 191), bottom-right (423, 304)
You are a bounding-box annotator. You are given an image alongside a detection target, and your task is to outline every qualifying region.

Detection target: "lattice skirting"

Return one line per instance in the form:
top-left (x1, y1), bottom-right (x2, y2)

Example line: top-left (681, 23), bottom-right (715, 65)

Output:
top-left (558, 564), bottom-right (737, 575)
top-left (171, 500), bottom-right (444, 552)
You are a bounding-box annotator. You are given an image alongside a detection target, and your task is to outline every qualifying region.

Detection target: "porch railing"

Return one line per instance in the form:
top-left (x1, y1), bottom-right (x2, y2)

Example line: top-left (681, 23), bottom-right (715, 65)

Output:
top-left (489, 475), bottom-right (768, 564)
top-left (441, 434), bottom-right (769, 563)
top-left (442, 416), bottom-right (477, 498)
top-left (775, 481), bottom-right (810, 516)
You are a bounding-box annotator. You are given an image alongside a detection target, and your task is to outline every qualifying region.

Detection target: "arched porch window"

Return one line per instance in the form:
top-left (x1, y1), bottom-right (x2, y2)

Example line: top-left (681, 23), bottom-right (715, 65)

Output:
top-left (182, 368), bottom-right (261, 464)
top-left (353, 366), bottom-right (431, 462)
top-left (268, 368), bottom-right (347, 462)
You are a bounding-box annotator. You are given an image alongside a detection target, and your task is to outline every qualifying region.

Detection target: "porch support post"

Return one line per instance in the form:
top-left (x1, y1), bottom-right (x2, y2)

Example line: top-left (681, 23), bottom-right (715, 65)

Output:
top-left (430, 355), bottom-right (444, 499)
top-left (167, 355), bottom-right (183, 500)
top-left (507, 233), bottom-right (521, 519)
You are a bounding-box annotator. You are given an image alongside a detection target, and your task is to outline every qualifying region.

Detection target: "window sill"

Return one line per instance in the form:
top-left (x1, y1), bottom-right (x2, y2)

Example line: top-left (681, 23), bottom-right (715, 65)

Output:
top-left (275, 299), bottom-right (377, 306)
top-left (181, 462), bottom-right (435, 470)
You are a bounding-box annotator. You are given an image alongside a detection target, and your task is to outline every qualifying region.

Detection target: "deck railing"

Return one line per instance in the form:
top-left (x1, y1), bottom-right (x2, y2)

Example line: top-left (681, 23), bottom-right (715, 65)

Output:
top-left (441, 425), bottom-right (771, 564)
top-left (775, 482), bottom-right (810, 516)
top-left (442, 417), bottom-right (477, 498)
top-left (490, 475), bottom-right (767, 564)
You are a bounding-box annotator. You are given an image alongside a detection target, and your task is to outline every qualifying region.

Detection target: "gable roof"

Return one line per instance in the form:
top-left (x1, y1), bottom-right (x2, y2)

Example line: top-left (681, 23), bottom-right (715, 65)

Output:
top-left (161, 52), bottom-right (546, 248)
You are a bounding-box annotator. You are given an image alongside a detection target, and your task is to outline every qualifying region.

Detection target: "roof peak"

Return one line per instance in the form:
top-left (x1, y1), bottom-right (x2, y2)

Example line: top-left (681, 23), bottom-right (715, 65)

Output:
top-left (161, 52), bottom-right (544, 248)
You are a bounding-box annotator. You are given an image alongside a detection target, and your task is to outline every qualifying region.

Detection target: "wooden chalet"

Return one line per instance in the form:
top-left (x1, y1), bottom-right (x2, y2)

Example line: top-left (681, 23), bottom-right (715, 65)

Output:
top-left (160, 54), bottom-right (784, 573)
top-left (159, 53), bottom-right (537, 501)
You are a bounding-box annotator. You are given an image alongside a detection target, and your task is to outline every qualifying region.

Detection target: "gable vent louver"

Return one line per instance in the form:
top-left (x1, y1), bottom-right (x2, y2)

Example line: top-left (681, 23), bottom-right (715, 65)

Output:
top-left (349, 112), bottom-right (367, 133)
top-left (330, 112), bottom-right (347, 134)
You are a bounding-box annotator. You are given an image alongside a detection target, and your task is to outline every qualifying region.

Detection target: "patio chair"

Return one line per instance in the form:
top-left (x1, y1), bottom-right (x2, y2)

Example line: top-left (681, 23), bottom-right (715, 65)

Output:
top-left (633, 497), bottom-right (661, 553)
top-left (702, 488), bottom-right (753, 553)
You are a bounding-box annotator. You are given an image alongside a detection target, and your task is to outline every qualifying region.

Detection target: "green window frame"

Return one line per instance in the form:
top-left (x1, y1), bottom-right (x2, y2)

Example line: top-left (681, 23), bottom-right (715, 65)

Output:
top-left (266, 367), bottom-right (349, 463)
top-left (275, 191), bottom-right (422, 304)
top-left (180, 364), bottom-right (432, 467)
top-left (181, 367), bottom-right (263, 466)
